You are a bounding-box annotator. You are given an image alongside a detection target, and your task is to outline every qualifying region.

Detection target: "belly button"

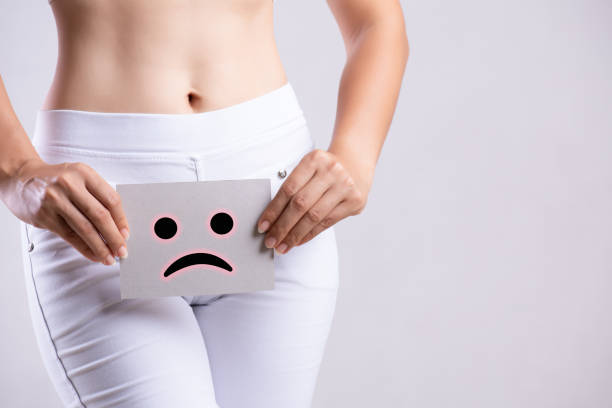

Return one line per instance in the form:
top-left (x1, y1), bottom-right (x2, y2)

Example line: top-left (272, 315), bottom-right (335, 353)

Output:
top-left (188, 91), bottom-right (201, 105)
top-left (187, 91), bottom-right (203, 111)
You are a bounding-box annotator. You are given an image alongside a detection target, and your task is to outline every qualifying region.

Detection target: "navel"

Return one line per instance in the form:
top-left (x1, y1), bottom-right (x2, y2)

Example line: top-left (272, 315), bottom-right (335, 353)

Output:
top-left (187, 92), bottom-right (197, 105)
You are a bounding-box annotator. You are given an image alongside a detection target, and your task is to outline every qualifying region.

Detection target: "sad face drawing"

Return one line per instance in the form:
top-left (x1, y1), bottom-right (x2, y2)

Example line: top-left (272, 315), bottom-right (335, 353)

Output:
top-left (117, 179), bottom-right (274, 299)
top-left (151, 209), bottom-right (238, 280)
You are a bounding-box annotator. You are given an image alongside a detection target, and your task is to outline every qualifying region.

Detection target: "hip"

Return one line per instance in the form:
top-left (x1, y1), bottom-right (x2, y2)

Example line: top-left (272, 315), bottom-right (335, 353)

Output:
top-left (25, 80), bottom-right (340, 290)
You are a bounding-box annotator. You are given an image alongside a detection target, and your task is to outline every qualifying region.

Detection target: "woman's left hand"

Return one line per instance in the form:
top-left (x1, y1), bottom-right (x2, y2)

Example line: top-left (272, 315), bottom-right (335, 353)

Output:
top-left (256, 148), bottom-right (370, 254)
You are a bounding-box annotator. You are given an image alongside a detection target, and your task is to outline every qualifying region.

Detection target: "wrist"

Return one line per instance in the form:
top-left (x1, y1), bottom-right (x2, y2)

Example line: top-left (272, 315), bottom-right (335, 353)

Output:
top-left (1, 154), bottom-right (42, 178)
top-left (0, 155), bottom-right (43, 197)
top-left (327, 143), bottom-right (376, 194)
top-left (0, 124), bottom-right (42, 181)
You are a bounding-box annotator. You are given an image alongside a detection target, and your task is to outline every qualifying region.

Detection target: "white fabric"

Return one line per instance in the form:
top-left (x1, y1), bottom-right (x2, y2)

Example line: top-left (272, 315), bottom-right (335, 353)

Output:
top-left (21, 82), bottom-right (339, 407)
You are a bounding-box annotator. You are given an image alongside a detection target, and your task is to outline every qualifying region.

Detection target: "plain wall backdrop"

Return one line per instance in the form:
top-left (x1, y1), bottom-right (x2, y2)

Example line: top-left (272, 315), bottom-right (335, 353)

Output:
top-left (1, 0), bottom-right (611, 407)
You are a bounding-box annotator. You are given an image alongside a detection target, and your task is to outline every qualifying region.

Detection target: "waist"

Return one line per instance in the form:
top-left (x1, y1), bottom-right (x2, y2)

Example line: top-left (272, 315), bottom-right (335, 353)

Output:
top-left (33, 82), bottom-right (308, 155)
top-left (42, 58), bottom-right (287, 114)
top-left (45, 0), bottom-right (281, 113)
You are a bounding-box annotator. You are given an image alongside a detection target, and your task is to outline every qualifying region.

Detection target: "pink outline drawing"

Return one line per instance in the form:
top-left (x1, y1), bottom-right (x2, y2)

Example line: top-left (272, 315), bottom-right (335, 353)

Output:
top-left (151, 213), bottom-right (181, 243)
top-left (160, 247), bottom-right (236, 281)
top-left (206, 208), bottom-right (238, 239)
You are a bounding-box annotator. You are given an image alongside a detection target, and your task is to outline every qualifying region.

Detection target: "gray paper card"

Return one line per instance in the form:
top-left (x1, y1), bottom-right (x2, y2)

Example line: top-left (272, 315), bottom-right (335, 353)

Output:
top-left (116, 179), bottom-right (274, 299)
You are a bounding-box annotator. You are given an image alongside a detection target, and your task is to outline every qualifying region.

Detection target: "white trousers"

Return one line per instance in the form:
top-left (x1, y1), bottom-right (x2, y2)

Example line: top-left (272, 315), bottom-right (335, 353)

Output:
top-left (20, 83), bottom-right (339, 407)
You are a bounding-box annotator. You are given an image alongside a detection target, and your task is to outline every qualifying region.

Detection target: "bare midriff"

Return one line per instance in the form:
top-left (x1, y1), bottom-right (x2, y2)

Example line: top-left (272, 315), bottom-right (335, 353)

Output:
top-left (43, 0), bottom-right (287, 114)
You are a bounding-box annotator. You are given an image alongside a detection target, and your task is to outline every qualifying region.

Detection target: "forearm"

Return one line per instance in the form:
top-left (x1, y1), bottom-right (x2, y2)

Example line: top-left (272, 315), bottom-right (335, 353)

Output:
top-left (327, 9), bottom-right (409, 192)
top-left (0, 74), bottom-right (42, 196)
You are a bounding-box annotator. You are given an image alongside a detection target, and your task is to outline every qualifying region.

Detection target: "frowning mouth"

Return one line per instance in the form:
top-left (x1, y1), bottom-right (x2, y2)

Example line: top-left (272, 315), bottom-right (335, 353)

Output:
top-left (163, 252), bottom-right (233, 278)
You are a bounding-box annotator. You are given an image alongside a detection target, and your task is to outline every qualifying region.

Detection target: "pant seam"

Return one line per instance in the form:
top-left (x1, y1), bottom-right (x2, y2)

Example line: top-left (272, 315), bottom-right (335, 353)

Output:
top-left (192, 157), bottom-right (200, 180)
top-left (25, 224), bottom-right (87, 407)
top-left (35, 145), bottom-right (196, 161)
top-left (189, 294), bottom-right (227, 307)
top-left (190, 156), bottom-right (205, 181)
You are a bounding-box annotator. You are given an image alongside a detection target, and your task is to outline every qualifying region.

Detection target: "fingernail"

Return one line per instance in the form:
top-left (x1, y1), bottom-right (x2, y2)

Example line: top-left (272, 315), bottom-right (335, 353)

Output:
top-left (277, 243), bottom-right (288, 254)
top-left (258, 220), bottom-right (270, 234)
top-left (118, 246), bottom-right (128, 259)
top-left (265, 236), bottom-right (276, 248)
top-left (121, 228), bottom-right (130, 241)
top-left (105, 254), bottom-right (116, 266)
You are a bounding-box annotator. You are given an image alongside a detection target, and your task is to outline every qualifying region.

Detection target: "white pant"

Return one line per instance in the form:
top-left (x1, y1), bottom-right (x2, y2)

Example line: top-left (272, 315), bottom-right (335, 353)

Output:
top-left (20, 83), bottom-right (339, 407)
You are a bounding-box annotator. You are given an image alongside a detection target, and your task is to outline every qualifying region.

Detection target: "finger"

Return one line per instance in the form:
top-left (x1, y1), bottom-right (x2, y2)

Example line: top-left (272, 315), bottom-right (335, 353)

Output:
top-left (298, 199), bottom-right (353, 246)
top-left (264, 170), bottom-right (332, 251)
top-left (83, 168), bottom-right (130, 240)
top-left (48, 213), bottom-right (99, 263)
top-left (56, 197), bottom-right (116, 265)
top-left (257, 157), bottom-right (317, 234)
top-left (277, 183), bottom-right (345, 253)
top-left (68, 185), bottom-right (127, 259)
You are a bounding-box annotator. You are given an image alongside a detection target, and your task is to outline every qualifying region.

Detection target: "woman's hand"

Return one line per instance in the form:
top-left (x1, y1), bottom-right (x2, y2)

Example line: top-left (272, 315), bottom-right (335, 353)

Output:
top-left (256, 148), bottom-right (370, 254)
top-left (4, 158), bottom-right (129, 265)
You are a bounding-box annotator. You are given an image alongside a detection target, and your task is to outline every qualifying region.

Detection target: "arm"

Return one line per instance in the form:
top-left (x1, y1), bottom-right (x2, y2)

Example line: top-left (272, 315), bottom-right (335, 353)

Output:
top-left (0, 74), bottom-right (42, 188)
top-left (326, 0), bottom-right (409, 195)
top-left (256, 0), bottom-right (409, 253)
top-left (0, 74), bottom-right (130, 265)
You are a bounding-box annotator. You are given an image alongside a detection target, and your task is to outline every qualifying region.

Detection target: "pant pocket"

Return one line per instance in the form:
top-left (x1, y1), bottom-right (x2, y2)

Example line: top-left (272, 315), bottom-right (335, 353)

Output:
top-left (240, 145), bottom-right (311, 200)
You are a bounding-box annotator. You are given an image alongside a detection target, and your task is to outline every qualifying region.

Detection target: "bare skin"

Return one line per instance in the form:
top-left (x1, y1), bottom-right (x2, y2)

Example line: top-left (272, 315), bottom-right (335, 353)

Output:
top-left (0, 0), bottom-right (408, 265)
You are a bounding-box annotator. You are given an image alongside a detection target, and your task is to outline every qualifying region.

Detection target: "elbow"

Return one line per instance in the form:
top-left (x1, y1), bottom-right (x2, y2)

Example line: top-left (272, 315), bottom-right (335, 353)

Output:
top-left (400, 31), bottom-right (410, 63)
top-left (382, 3), bottom-right (410, 63)
top-left (371, 11), bottom-right (410, 62)
top-left (332, 0), bottom-right (410, 63)
top-left (391, 12), bottom-right (410, 63)
top-left (379, 16), bottom-right (410, 64)
top-left (336, 1), bottom-right (410, 64)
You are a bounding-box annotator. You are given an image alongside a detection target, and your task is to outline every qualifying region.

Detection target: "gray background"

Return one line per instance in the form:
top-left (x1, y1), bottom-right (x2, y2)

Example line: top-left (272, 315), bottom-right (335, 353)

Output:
top-left (1, 0), bottom-right (611, 406)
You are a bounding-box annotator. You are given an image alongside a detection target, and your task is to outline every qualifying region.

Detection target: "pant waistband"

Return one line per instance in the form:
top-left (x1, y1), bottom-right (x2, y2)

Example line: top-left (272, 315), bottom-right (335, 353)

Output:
top-left (32, 82), bottom-right (306, 154)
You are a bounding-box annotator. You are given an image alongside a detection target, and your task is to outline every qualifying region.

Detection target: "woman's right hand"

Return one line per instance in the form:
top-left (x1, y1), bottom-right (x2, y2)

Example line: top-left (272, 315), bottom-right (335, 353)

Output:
top-left (3, 158), bottom-right (129, 265)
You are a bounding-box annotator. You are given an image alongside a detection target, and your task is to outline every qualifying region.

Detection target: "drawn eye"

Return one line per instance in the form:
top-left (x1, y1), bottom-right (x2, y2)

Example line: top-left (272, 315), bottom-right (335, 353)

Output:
top-left (154, 216), bottom-right (178, 240)
top-left (209, 212), bottom-right (234, 235)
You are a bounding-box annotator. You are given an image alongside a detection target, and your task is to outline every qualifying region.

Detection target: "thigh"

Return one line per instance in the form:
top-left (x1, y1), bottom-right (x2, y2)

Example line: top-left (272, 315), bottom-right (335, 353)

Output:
top-left (192, 226), bottom-right (340, 408)
top-left (21, 221), bottom-right (219, 408)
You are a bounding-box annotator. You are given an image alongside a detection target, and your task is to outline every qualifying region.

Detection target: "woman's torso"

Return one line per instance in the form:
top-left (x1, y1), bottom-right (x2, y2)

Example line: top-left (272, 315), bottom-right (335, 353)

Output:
top-left (43, 0), bottom-right (287, 113)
